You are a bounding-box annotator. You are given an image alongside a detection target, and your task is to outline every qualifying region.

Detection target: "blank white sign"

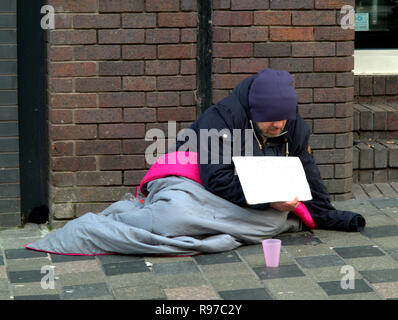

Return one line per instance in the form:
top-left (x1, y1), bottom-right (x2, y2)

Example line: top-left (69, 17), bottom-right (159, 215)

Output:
top-left (232, 156), bottom-right (312, 205)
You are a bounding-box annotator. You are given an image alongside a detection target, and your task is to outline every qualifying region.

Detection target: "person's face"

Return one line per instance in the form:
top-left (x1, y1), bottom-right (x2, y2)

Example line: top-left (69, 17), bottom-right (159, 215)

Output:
top-left (255, 120), bottom-right (287, 137)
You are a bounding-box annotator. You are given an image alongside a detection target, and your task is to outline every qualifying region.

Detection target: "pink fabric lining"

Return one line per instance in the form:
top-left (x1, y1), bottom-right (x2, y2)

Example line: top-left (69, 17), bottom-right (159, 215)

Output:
top-left (138, 151), bottom-right (203, 197)
top-left (292, 202), bottom-right (317, 229)
top-left (24, 242), bottom-right (115, 256)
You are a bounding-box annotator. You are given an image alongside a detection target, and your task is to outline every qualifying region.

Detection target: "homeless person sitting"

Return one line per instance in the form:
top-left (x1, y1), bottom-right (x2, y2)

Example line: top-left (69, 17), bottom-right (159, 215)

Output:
top-left (25, 68), bottom-right (366, 256)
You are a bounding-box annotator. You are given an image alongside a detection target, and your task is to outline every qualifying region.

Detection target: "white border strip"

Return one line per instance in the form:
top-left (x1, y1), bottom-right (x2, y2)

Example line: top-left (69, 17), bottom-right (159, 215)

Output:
top-left (354, 50), bottom-right (398, 75)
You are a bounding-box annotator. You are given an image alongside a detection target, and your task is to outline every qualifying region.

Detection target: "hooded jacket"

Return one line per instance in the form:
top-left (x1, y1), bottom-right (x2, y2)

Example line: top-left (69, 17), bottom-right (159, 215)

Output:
top-left (175, 74), bottom-right (365, 232)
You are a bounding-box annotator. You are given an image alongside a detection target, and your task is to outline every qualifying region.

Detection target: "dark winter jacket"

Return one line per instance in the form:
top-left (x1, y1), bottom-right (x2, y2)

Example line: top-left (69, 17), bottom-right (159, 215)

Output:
top-left (175, 75), bottom-right (365, 232)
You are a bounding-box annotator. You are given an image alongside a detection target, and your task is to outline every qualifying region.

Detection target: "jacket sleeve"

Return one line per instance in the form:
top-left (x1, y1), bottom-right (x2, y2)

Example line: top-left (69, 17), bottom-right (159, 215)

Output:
top-left (293, 116), bottom-right (365, 231)
top-left (196, 109), bottom-right (248, 206)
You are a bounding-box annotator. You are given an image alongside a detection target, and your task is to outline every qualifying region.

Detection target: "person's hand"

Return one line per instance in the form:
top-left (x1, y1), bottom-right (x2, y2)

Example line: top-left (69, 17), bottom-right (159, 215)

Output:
top-left (270, 197), bottom-right (299, 212)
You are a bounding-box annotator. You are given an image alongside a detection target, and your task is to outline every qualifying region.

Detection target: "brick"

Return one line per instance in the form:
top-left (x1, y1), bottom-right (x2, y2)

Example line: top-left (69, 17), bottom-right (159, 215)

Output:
top-left (254, 43), bottom-right (291, 57)
top-left (76, 171), bottom-right (122, 186)
top-left (50, 109), bottom-right (73, 124)
top-left (145, 60), bottom-right (179, 75)
top-left (52, 203), bottom-right (74, 219)
top-left (51, 125), bottom-right (97, 140)
top-left (212, 74), bottom-right (251, 89)
top-left (145, 0), bottom-right (179, 12)
top-left (213, 28), bottom-right (230, 42)
top-left (308, 134), bottom-right (335, 149)
top-left (213, 59), bottom-right (230, 73)
top-left (181, 59), bottom-right (196, 74)
top-left (373, 76), bottom-right (386, 95)
top-left (335, 163), bottom-right (353, 178)
top-left (76, 203), bottom-right (109, 216)
top-left (50, 93), bottom-right (97, 108)
top-left (123, 140), bottom-right (151, 154)
top-left (53, 187), bottom-right (131, 202)
top-left (298, 104), bottom-right (335, 118)
top-left (158, 44), bottom-right (196, 59)
top-left (270, 27), bottom-right (313, 41)
top-left (213, 11), bottom-right (253, 26)
top-left (336, 41), bottom-right (354, 56)
top-left (122, 45), bottom-right (156, 60)
top-left (385, 76), bottom-right (398, 95)
top-left (373, 142), bottom-right (388, 169)
top-left (52, 173), bottom-right (74, 187)
top-left (98, 30), bottom-right (145, 44)
top-left (292, 42), bottom-right (335, 57)
top-left (51, 142), bottom-right (73, 156)
top-left (52, 156), bottom-right (96, 172)
top-left (49, 46), bottom-right (73, 61)
top-left (50, 30), bottom-right (96, 45)
top-left (99, 61), bottom-right (144, 76)
top-left (230, 27), bottom-right (268, 42)
top-left (74, 45), bottom-right (120, 60)
top-left (122, 13), bottom-right (156, 28)
top-left (335, 132), bottom-right (353, 148)
top-left (336, 72), bottom-right (354, 87)
top-left (314, 57), bottom-right (354, 72)
top-left (99, 124), bottom-right (145, 139)
top-left (292, 10), bottom-right (335, 25)
top-left (353, 146), bottom-right (359, 169)
top-left (314, 87), bottom-right (354, 103)
top-left (313, 118), bottom-right (352, 133)
top-left (50, 0), bottom-right (98, 12)
top-left (147, 92), bottom-right (180, 107)
top-left (50, 62), bottom-right (96, 77)
top-left (76, 77), bottom-right (121, 92)
top-left (254, 11), bottom-right (291, 25)
top-left (181, 0), bottom-right (197, 11)
top-left (364, 104), bottom-right (387, 130)
top-left (99, 155), bottom-right (146, 170)
top-left (75, 109), bottom-right (122, 124)
top-left (157, 107), bottom-right (196, 121)
top-left (359, 76), bottom-right (373, 96)
top-left (54, 15), bottom-right (72, 29)
top-left (157, 76), bottom-right (196, 91)
top-left (181, 29), bottom-right (197, 43)
top-left (324, 178), bottom-right (352, 193)
top-left (336, 103), bottom-right (354, 118)
top-left (355, 104), bottom-right (373, 130)
top-left (49, 78), bottom-right (73, 93)
top-left (379, 140), bottom-right (398, 167)
top-left (296, 89), bottom-right (313, 103)
top-left (158, 13), bottom-right (197, 27)
top-left (231, 0), bottom-right (269, 10)
top-left (124, 108), bottom-right (156, 122)
top-left (317, 164), bottom-right (334, 178)
top-left (212, 43), bottom-right (252, 58)
top-left (357, 142), bottom-right (374, 169)
top-left (270, 0), bottom-right (314, 9)
top-left (294, 73), bottom-right (335, 88)
top-left (314, 27), bottom-right (354, 41)
top-left (123, 76), bottom-right (156, 91)
top-left (99, 0), bottom-right (144, 12)
top-left (73, 14), bottom-right (120, 28)
top-left (231, 58), bottom-right (268, 73)
top-left (269, 58), bottom-right (313, 72)
top-left (98, 92), bottom-right (145, 107)
top-left (313, 148), bottom-right (352, 164)
top-left (145, 29), bottom-right (180, 44)
top-left (314, 0), bottom-right (355, 9)
top-left (124, 171), bottom-right (147, 185)
top-left (76, 140), bottom-right (121, 155)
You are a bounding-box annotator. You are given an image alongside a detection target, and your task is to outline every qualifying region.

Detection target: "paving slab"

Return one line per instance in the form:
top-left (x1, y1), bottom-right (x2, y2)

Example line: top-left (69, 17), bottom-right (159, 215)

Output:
top-left (0, 193), bottom-right (398, 300)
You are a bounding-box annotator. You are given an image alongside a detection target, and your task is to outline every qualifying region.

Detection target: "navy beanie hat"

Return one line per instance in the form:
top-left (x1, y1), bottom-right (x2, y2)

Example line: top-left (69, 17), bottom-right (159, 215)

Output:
top-left (248, 69), bottom-right (297, 122)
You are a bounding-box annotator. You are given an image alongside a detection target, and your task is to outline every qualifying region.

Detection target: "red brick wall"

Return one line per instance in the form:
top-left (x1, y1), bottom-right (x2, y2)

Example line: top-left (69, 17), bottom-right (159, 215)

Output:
top-left (47, 0), bottom-right (356, 223)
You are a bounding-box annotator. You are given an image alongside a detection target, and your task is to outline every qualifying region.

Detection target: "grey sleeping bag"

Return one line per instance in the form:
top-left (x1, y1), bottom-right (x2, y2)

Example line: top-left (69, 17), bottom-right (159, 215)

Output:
top-left (25, 176), bottom-right (301, 256)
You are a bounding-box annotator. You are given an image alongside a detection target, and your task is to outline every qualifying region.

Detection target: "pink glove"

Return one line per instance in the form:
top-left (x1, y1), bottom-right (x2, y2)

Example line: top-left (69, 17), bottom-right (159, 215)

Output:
top-left (292, 202), bottom-right (317, 229)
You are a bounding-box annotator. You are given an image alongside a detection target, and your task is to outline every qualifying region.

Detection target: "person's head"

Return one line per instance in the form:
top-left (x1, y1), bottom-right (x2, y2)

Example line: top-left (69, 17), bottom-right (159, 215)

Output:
top-left (248, 69), bottom-right (297, 136)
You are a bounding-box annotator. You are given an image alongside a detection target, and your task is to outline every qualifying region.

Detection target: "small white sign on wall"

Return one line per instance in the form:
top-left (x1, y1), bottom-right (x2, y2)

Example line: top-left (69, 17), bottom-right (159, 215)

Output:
top-left (355, 13), bottom-right (370, 31)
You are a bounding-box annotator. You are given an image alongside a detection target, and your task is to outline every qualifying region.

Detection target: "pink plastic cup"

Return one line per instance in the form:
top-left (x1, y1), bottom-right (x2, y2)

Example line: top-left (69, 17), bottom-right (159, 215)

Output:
top-left (262, 239), bottom-right (282, 268)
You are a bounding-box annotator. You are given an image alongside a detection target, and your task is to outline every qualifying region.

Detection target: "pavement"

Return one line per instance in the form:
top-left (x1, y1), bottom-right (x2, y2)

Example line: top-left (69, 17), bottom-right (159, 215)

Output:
top-left (0, 183), bottom-right (398, 301)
